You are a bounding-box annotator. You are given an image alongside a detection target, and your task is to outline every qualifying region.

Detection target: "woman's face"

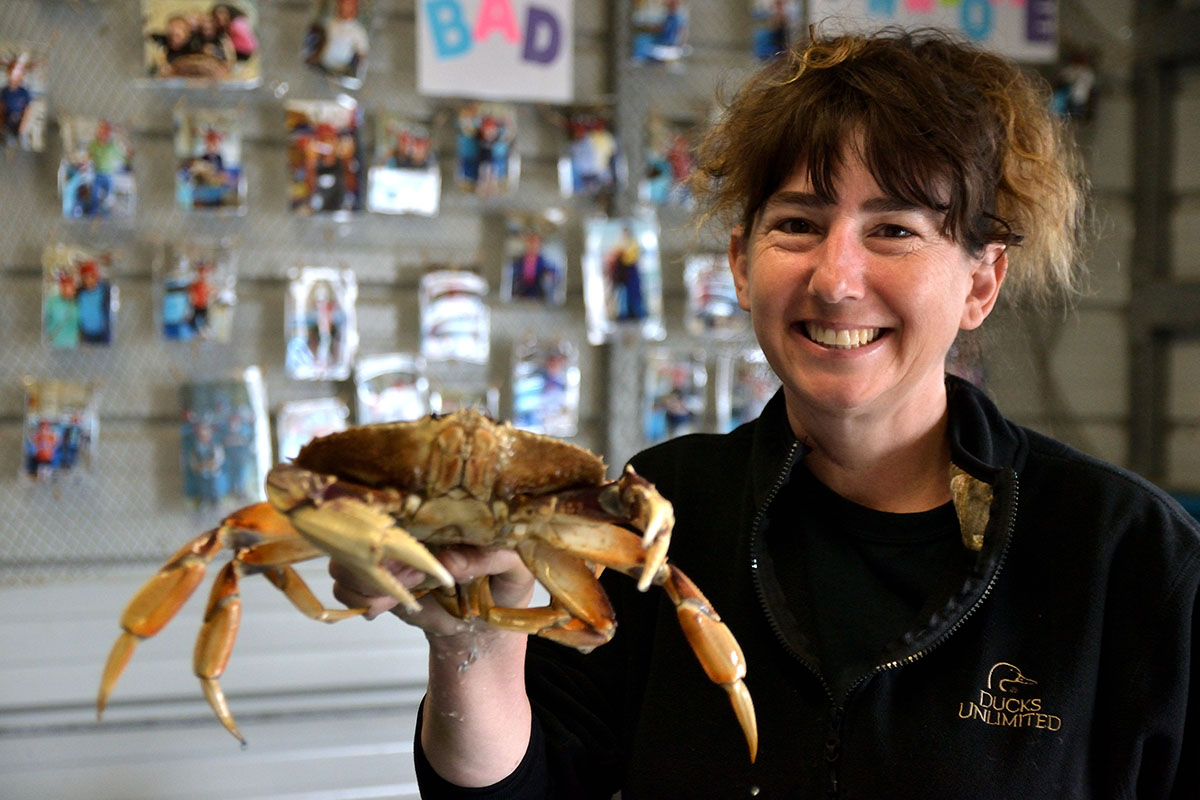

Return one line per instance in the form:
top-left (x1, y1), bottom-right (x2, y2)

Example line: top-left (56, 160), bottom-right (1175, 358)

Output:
top-left (729, 150), bottom-right (1006, 426)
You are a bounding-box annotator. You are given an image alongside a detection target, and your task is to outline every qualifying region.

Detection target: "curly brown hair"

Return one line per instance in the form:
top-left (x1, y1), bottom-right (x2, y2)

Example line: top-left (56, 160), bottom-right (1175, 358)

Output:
top-left (692, 27), bottom-right (1089, 307)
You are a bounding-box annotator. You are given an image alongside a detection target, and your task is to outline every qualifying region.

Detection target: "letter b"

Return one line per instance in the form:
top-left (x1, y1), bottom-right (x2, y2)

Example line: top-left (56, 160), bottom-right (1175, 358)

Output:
top-left (427, 0), bottom-right (472, 58)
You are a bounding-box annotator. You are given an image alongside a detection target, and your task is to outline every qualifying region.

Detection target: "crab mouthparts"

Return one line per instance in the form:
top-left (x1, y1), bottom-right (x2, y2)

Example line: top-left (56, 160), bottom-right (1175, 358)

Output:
top-left (804, 323), bottom-right (882, 349)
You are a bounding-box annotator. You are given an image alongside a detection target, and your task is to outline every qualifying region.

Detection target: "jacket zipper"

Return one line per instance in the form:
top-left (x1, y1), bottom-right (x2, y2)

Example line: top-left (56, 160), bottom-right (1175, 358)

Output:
top-left (749, 445), bottom-right (1020, 798)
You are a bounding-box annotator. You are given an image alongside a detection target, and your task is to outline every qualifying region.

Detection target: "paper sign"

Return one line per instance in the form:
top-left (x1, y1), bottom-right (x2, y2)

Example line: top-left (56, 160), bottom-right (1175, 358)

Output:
top-left (808, 0), bottom-right (1057, 63)
top-left (417, 0), bottom-right (573, 102)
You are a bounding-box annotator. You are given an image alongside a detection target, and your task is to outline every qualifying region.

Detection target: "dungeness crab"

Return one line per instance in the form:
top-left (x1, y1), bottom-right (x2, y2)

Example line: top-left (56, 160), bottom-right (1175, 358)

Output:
top-left (97, 410), bottom-right (758, 761)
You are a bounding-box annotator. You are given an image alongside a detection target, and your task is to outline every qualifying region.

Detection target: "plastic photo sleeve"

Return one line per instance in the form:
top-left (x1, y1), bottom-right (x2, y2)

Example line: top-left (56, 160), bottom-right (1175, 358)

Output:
top-left (1, 42), bottom-right (49, 152)
top-left (642, 348), bottom-right (706, 445)
top-left (366, 112), bottom-right (439, 216)
top-left (174, 108), bottom-right (247, 213)
top-left (511, 335), bottom-right (581, 437)
top-left (684, 253), bottom-right (748, 338)
top-left (303, 0), bottom-right (370, 89)
top-left (641, 113), bottom-right (695, 208)
top-left (429, 374), bottom-right (499, 418)
top-left (21, 378), bottom-right (99, 484)
top-left (156, 241), bottom-right (237, 343)
top-left (631, 0), bottom-right (691, 65)
top-left (58, 116), bottom-right (135, 219)
top-left (582, 214), bottom-right (665, 345)
top-left (274, 397), bottom-right (348, 461)
top-left (42, 243), bottom-right (118, 349)
top-left (749, 0), bottom-right (800, 61)
top-left (354, 352), bottom-right (430, 424)
top-left (419, 269), bottom-right (490, 365)
top-left (142, 0), bottom-right (262, 87)
top-left (557, 108), bottom-right (623, 200)
top-left (286, 98), bottom-right (365, 215)
top-left (284, 266), bottom-right (359, 380)
top-left (501, 214), bottom-right (567, 306)
top-left (455, 101), bottom-right (519, 197)
top-left (179, 366), bottom-right (271, 510)
top-left (716, 348), bottom-right (780, 432)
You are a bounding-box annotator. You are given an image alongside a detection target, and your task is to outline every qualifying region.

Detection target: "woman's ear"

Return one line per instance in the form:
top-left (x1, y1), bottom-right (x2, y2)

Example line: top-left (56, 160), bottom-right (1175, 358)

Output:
top-left (960, 243), bottom-right (1008, 331)
top-left (728, 226), bottom-right (752, 312)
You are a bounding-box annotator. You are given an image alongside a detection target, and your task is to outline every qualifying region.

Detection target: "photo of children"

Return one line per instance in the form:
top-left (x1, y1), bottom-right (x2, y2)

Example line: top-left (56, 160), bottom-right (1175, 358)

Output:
top-left (354, 352), bottom-right (430, 424)
top-left (157, 242), bottom-right (237, 343)
top-left (179, 367), bottom-right (270, 511)
top-left (174, 108), bottom-right (246, 212)
top-left (632, 0), bottom-right (690, 65)
top-left (582, 215), bottom-right (665, 344)
top-left (511, 335), bottom-right (580, 437)
top-left (420, 269), bottom-right (490, 365)
top-left (1, 43), bottom-right (48, 152)
top-left (284, 266), bottom-right (359, 381)
top-left (142, 0), bottom-right (261, 87)
top-left (641, 112), bottom-right (695, 207)
top-left (366, 113), bottom-right (439, 216)
top-left (286, 98), bottom-right (364, 215)
top-left (684, 253), bottom-right (749, 338)
top-left (643, 349), bottom-right (706, 445)
top-left (21, 378), bottom-right (99, 484)
top-left (455, 101), bottom-right (518, 197)
top-left (557, 108), bottom-right (623, 200)
top-left (42, 244), bottom-right (118, 349)
top-left (303, 0), bottom-right (369, 89)
top-left (501, 215), bottom-right (566, 306)
top-left (57, 116), bottom-right (135, 219)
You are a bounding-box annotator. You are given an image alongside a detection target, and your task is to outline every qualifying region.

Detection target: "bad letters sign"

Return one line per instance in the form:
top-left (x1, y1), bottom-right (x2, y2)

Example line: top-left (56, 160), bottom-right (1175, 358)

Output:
top-left (418, 0), bottom-right (573, 103)
top-left (809, 0), bottom-right (1058, 63)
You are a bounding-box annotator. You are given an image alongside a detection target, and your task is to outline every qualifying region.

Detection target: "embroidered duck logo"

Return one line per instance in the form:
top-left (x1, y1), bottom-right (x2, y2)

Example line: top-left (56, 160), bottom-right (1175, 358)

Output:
top-left (987, 662), bottom-right (1037, 694)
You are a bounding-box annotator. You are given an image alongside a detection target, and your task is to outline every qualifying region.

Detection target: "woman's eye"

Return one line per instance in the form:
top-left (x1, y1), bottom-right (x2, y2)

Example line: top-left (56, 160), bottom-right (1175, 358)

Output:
top-left (776, 218), bottom-right (814, 235)
top-left (877, 224), bottom-right (914, 238)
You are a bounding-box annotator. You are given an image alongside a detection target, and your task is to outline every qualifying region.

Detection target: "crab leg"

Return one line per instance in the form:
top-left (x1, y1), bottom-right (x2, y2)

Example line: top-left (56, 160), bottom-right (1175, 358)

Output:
top-left (97, 529), bottom-right (225, 718)
top-left (194, 561), bottom-right (245, 743)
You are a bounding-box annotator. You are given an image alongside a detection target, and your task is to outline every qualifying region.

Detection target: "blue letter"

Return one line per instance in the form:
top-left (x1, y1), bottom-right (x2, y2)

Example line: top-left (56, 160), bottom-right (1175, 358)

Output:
top-left (523, 6), bottom-right (560, 64)
top-left (960, 0), bottom-right (993, 40)
top-left (867, 0), bottom-right (897, 15)
top-left (426, 0), bottom-right (471, 58)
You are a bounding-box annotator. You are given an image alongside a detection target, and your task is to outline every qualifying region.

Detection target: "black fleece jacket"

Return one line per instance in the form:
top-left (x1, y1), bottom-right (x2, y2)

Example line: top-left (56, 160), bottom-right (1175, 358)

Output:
top-left (416, 376), bottom-right (1200, 799)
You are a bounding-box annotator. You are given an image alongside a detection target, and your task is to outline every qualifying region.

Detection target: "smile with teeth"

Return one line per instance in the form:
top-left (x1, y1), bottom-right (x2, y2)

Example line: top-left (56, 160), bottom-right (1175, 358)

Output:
top-left (804, 323), bottom-right (883, 349)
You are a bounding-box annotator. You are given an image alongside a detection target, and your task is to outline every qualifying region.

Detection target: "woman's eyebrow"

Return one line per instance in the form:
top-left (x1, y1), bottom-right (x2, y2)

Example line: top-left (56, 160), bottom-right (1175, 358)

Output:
top-left (763, 191), bottom-right (930, 215)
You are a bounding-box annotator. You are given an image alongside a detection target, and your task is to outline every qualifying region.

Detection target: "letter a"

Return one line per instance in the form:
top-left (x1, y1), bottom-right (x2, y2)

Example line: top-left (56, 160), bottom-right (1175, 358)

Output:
top-left (426, 0), bottom-right (472, 57)
top-left (523, 5), bottom-right (560, 64)
top-left (474, 0), bottom-right (520, 43)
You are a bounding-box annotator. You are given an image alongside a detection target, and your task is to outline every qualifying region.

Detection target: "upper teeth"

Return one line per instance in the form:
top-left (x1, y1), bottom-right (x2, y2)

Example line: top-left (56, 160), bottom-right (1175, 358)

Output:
top-left (805, 324), bottom-right (881, 348)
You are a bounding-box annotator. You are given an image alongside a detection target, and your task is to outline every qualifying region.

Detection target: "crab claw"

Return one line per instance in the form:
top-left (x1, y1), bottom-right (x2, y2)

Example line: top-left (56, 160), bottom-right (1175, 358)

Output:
top-left (605, 466), bottom-right (674, 591)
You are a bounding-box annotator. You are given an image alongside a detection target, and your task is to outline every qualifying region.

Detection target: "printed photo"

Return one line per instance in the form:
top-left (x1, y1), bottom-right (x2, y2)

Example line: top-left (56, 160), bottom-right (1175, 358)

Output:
top-left (284, 266), bottom-right (359, 380)
top-left (355, 352), bottom-right (431, 424)
top-left (366, 112), bottom-right (439, 216)
top-left (641, 112), bottom-right (695, 207)
top-left (501, 214), bottom-right (566, 306)
top-left (750, 0), bottom-right (800, 61)
top-left (174, 107), bottom-right (246, 212)
top-left (275, 397), bottom-right (348, 461)
top-left (156, 241), bottom-right (237, 343)
top-left (716, 348), bottom-right (779, 432)
top-left (557, 108), bottom-right (623, 200)
top-left (582, 214), bottom-right (665, 344)
top-left (179, 366), bottom-right (271, 510)
top-left (642, 348), bottom-right (706, 445)
top-left (42, 243), bottom-right (118, 349)
top-left (420, 269), bottom-right (490, 365)
top-left (286, 98), bottom-right (364, 215)
top-left (21, 378), bottom-right (99, 484)
top-left (455, 101), bottom-right (518, 197)
top-left (57, 116), bottom-right (135, 219)
top-left (632, 0), bottom-right (690, 65)
top-left (684, 253), bottom-right (748, 338)
top-left (142, 0), bottom-right (261, 87)
top-left (1, 42), bottom-right (49, 152)
top-left (511, 335), bottom-right (581, 437)
top-left (303, 0), bottom-right (370, 89)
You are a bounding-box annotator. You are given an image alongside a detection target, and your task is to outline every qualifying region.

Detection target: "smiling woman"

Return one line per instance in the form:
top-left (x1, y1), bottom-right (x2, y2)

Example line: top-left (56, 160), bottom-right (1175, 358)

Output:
top-left (331, 27), bottom-right (1200, 799)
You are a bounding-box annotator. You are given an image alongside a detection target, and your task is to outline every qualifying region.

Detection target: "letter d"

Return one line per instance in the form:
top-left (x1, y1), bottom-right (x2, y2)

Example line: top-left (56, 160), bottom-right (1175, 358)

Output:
top-left (426, 0), bottom-right (472, 58)
top-left (522, 5), bottom-right (560, 64)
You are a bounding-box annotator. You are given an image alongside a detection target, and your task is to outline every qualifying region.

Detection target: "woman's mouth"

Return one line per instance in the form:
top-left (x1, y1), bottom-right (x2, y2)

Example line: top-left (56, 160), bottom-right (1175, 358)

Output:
top-left (803, 323), bottom-right (883, 349)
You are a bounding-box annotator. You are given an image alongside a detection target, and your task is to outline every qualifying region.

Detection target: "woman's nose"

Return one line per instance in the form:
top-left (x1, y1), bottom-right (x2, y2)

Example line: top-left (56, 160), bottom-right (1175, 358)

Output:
top-left (807, 225), bottom-right (866, 303)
